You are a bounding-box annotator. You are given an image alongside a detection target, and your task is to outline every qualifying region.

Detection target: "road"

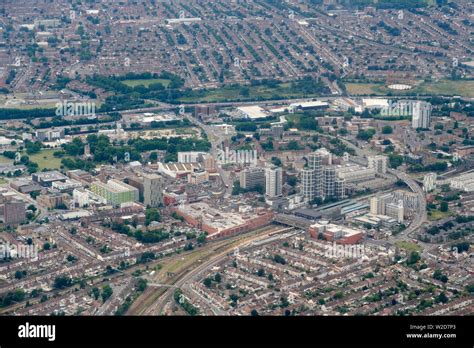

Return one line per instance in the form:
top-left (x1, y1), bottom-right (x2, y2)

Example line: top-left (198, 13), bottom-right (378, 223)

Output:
top-left (323, 134), bottom-right (428, 242)
top-left (388, 169), bottom-right (427, 240)
top-left (182, 112), bottom-right (233, 196)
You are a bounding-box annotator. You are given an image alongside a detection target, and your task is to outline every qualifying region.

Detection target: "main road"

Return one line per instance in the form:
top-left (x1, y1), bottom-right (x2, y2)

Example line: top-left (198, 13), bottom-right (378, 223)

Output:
top-left (327, 134), bottom-right (428, 240)
top-left (182, 112), bottom-right (233, 196)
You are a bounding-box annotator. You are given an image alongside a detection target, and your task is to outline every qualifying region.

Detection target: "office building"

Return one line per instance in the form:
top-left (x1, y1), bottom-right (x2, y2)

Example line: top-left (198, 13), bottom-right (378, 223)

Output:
top-left (32, 171), bottom-right (68, 187)
top-left (91, 180), bottom-right (139, 207)
top-left (240, 167), bottom-right (265, 190)
top-left (37, 192), bottom-right (68, 209)
top-left (449, 172), bottom-right (474, 192)
top-left (73, 188), bottom-right (90, 208)
top-left (392, 190), bottom-right (419, 210)
top-left (368, 155), bottom-right (388, 174)
top-left (35, 128), bottom-right (65, 142)
top-left (271, 124), bottom-right (284, 139)
top-left (370, 193), bottom-right (406, 223)
top-left (188, 170), bottom-right (209, 185)
top-left (335, 164), bottom-right (376, 183)
top-left (309, 221), bottom-right (364, 245)
top-left (385, 200), bottom-right (404, 223)
top-left (369, 194), bottom-right (392, 215)
top-left (177, 152), bottom-right (208, 163)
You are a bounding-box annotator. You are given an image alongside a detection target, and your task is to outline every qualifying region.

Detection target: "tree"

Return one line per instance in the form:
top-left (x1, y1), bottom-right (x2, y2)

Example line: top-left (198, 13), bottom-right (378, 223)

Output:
top-left (280, 296), bottom-right (289, 308)
top-left (433, 269), bottom-right (448, 283)
top-left (287, 140), bottom-right (301, 150)
top-left (389, 154), bottom-right (404, 169)
top-left (66, 255), bottom-right (77, 263)
top-left (53, 276), bottom-right (73, 289)
top-left (273, 254), bottom-right (286, 265)
top-left (357, 128), bottom-right (376, 141)
top-left (407, 251), bottom-right (420, 265)
top-left (436, 292), bottom-right (448, 304)
top-left (271, 157), bottom-right (282, 166)
top-left (203, 278), bottom-right (212, 288)
top-left (101, 285), bottom-right (113, 303)
top-left (214, 273), bottom-right (222, 283)
top-left (229, 293), bottom-right (239, 303)
top-left (339, 128), bottom-right (348, 135)
top-left (91, 287), bottom-right (100, 300)
top-left (14, 270), bottom-right (26, 279)
top-left (149, 152), bottom-right (158, 161)
top-left (197, 233), bottom-right (207, 244)
top-left (145, 208), bottom-right (161, 226)
top-left (440, 201), bottom-right (449, 212)
top-left (251, 309), bottom-right (259, 316)
top-left (137, 279), bottom-right (148, 292)
top-left (382, 125), bottom-right (393, 134)
top-left (232, 181), bottom-right (241, 196)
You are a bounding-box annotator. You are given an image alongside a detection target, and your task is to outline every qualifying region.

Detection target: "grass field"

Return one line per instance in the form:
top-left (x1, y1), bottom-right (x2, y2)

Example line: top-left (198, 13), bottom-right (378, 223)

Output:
top-left (345, 79), bottom-right (474, 98)
top-left (28, 149), bottom-right (70, 171)
top-left (395, 241), bottom-right (421, 252)
top-left (413, 80), bottom-right (474, 98)
top-left (0, 149), bottom-right (66, 171)
top-left (346, 83), bottom-right (385, 95)
top-left (178, 82), bottom-right (324, 103)
top-left (428, 209), bottom-right (452, 221)
top-left (0, 103), bottom-right (57, 110)
top-left (122, 78), bottom-right (171, 88)
top-left (0, 151), bottom-right (68, 175)
top-left (0, 155), bottom-right (12, 164)
top-left (0, 178), bottom-right (7, 184)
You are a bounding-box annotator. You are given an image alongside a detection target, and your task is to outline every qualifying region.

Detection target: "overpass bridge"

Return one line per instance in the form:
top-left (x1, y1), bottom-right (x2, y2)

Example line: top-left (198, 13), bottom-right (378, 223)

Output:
top-left (273, 214), bottom-right (313, 230)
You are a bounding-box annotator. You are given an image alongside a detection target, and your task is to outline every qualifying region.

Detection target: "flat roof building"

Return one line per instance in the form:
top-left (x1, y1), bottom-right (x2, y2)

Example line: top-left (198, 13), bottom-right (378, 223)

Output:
top-left (90, 179), bottom-right (139, 207)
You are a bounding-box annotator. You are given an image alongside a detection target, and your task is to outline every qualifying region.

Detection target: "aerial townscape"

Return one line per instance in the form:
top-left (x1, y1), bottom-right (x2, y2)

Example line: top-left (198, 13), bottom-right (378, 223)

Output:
top-left (0, 0), bottom-right (473, 319)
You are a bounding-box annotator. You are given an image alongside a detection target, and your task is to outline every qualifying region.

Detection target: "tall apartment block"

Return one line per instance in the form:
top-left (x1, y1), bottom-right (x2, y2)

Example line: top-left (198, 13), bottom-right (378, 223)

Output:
top-left (3, 200), bottom-right (26, 226)
top-left (308, 152), bottom-right (323, 198)
top-left (323, 167), bottom-right (336, 199)
top-left (335, 177), bottom-right (346, 200)
top-left (301, 168), bottom-right (316, 201)
top-left (143, 173), bottom-right (163, 208)
top-left (265, 166), bottom-right (283, 198)
top-left (412, 101), bottom-right (432, 129)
